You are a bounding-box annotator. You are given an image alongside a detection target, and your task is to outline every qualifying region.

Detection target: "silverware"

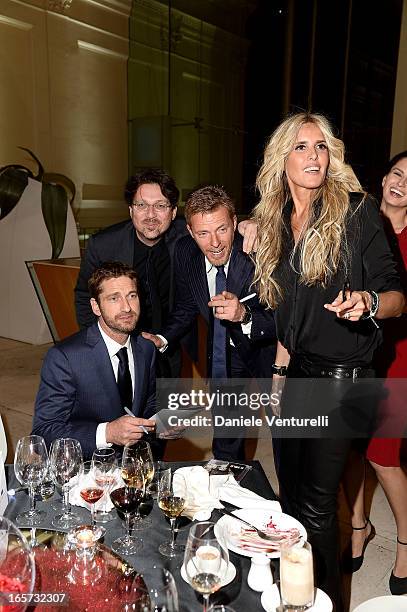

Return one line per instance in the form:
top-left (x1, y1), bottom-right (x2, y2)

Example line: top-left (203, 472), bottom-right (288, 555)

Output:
top-left (219, 507), bottom-right (283, 542)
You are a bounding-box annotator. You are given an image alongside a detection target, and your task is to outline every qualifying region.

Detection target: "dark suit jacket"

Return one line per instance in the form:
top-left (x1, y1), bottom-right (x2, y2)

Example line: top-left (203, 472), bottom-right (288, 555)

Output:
top-left (32, 324), bottom-right (156, 459)
top-left (75, 217), bottom-right (188, 328)
top-left (75, 218), bottom-right (198, 361)
top-left (162, 234), bottom-right (276, 377)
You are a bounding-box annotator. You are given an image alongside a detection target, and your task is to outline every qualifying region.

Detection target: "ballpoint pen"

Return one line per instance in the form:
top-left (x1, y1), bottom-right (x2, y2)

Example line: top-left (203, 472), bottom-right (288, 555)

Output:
top-left (123, 406), bottom-right (149, 435)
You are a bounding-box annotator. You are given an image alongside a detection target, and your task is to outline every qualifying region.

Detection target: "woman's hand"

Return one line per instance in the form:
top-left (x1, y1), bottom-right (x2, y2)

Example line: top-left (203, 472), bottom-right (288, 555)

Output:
top-left (324, 290), bottom-right (371, 321)
top-left (237, 219), bottom-right (258, 253)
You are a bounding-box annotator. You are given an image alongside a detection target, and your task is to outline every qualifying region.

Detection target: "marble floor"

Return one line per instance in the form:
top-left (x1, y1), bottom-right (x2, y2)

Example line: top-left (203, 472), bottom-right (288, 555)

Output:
top-left (0, 336), bottom-right (406, 610)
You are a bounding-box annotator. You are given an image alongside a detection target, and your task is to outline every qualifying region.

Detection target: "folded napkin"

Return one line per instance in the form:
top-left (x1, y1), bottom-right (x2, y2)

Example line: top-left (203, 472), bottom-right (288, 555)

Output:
top-left (174, 466), bottom-right (281, 521)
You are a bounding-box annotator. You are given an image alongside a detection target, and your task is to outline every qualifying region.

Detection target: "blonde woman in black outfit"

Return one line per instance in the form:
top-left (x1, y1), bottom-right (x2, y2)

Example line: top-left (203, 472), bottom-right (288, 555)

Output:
top-left (251, 113), bottom-right (404, 611)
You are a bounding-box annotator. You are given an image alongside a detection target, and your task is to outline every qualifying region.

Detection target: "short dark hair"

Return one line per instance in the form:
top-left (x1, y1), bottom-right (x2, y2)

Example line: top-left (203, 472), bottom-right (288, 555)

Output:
top-left (386, 151), bottom-right (407, 175)
top-left (184, 185), bottom-right (235, 225)
top-left (88, 262), bottom-right (138, 303)
top-left (124, 168), bottom-right (179, 208)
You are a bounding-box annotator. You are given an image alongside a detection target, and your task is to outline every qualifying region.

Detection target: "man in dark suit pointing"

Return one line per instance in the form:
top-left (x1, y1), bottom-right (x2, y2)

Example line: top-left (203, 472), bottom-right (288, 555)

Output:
top-left (33, 262), bottom-right (156, 459)
top-left (143, 185), bottom-right (276, 460)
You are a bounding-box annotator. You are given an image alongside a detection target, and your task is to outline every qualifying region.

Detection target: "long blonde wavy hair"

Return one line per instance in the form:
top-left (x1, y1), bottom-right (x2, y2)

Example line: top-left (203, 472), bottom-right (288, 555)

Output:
top-left (253, 112), bottom-right (364, 309)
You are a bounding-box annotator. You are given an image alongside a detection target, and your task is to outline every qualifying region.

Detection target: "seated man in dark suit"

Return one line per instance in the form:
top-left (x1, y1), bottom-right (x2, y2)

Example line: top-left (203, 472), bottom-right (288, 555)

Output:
top-left (32, 262), bottom-right (157, 459)
top-left (143, 185), bottom-right (276, 460)
top-left (74, 168), bottom-right (194, 378)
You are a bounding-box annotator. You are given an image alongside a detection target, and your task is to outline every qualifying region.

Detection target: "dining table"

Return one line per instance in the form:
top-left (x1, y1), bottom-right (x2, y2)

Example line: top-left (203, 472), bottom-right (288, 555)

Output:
top-left (3, 460), bottom-right (279, 611)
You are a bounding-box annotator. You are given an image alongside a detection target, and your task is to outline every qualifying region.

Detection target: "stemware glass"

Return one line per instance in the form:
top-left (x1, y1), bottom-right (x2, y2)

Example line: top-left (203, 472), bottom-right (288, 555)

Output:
top-left (91, 448), bottom-right (118, 523)
top-left (110, 457), bottom-right (145, 555)
top-left (49, 437), bottom-right (84, 530)
top-left (157, 469), bottom-right (187, 558)
top-left (123, 441), bottom-right (154, 529)
top-left (146, 566), bottom-right (179, 611)
top-left (0, 517), bottom-right (36, 610)
top-left (79, 461), bottom-right (106, 525)
top-left (183, 521), bottom-right (229, 612)
top-left (13, 435), bottom-right (48, 526)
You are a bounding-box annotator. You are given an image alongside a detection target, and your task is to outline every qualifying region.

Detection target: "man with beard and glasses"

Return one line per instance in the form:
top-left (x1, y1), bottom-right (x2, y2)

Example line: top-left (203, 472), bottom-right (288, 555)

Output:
top-left (32, 262), bottom-right (157, 459)
top-left (74, 168), bottom-right (195, 378)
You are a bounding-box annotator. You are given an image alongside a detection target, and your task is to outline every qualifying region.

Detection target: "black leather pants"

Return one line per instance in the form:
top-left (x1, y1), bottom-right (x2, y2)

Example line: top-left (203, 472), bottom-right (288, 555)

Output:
top-left (277, 357), bottom-right (376, 612)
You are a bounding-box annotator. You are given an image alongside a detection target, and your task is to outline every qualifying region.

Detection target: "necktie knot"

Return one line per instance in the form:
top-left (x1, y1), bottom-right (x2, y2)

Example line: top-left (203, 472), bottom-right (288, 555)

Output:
top-left (116, 347), bottom-right (129, 364)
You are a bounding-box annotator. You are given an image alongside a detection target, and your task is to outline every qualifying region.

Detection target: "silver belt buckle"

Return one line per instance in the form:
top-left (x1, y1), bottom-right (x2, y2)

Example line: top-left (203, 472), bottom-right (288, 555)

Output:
top-left (352, 367), bottom-right (361, 382)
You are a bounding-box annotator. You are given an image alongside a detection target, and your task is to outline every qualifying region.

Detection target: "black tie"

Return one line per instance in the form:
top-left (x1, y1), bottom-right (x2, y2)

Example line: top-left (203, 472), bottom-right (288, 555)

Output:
top-left (116, 347), bottom-right (133, 410)
top-left (212, 265), bottom-right (227, 378)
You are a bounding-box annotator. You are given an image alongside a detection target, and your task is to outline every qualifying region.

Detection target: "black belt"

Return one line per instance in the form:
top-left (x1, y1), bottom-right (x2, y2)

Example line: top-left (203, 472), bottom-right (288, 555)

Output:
top-left (290, 358), bottom-right (374, 381)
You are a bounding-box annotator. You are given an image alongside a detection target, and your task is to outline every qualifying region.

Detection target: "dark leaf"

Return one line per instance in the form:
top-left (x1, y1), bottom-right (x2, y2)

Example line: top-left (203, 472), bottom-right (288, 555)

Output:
top-left (41, 182), bottom-right (68, 259)
top-left (18, 146), bottom-right (44, 180)
top-left (0, 166), bottom-right (33, 220)
top-left (43, 172), bottom-right (76, 205)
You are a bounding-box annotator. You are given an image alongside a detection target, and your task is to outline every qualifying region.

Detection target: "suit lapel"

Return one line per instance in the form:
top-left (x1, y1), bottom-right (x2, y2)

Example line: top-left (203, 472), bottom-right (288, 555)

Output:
top-left (86, 325), bottom-right (122, 410)
top-left (191, 250), bottom-right (211, 320)
top-left (122, 222), bottom-right (136, 266)
top-left (226, 237), bottom-right (253, 297)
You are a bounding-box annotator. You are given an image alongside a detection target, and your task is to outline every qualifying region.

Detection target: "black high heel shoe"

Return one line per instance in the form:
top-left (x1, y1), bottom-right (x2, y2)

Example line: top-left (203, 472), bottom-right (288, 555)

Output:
top-left (343, 518), bottom-right (376, 573)
top-left (389, 538), bottom-right (407, 595)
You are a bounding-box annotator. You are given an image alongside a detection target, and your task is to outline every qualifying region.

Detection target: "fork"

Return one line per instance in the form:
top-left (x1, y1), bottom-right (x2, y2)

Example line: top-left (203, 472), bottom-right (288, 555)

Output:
top-left (219, 507), bottom-right (283, 542)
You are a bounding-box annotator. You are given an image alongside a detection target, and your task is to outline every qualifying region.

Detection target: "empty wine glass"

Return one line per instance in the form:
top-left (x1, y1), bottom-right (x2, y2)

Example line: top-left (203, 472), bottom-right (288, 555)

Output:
top-left (49, 437), bottom-right (84, 530)
top-left (110, 457), bottom-right (145, 555)
top-left (183, 521), bottom-right (229, 612)
top-left (157, 469), bottom-right (187, 558)
top-left (123, 441), bottom-right (154, 529)
top-left (91, 448), bottom-right (118, 523)
top-left (14, 435), bottom-right (48, 526)
top-left (146, 566), bottom-right (179, 611)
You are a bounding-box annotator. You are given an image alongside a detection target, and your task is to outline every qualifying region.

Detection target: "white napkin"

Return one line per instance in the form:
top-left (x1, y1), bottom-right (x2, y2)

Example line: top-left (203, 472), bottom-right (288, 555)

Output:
top-left (174, 466), bottom-right (225, 521)
top-left (174, 466), bottom-right (281, 521)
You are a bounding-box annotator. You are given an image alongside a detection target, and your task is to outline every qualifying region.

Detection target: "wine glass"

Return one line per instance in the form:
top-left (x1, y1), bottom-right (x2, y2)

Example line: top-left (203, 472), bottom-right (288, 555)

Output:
top-left (280, 541), bottom-right (314, 610)
top-left (91, 448), bottom-right (118, 523)
top-left (0, 517), bottom-right (36, 610)
top-left (123, 441), bottom-right (154, 529)
top-left (183, 521), bottom-right (229, 612)
top-left (13, 435), bottom-right (48, 526)
top-left (79, 461), bottom-right (106, 525)
top-left (49, 437), bottom-right (84, 530)
top-left (157, 469), bottom-right (187, 558)
top-left (146, 565), bottom-right (179, 611)
top-left (110, 457), bottom-right (145, 555)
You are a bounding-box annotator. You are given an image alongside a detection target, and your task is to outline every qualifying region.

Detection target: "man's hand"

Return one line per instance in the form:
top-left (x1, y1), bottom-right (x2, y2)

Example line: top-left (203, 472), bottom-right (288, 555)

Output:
top-left (237, 219), bottom-right (258, 254)
top-left (141, 332), bottom-right (165, 349)
top-left (105, 416), bottom-right (155, 446)
top-left (208, 291), bottom-right (246, 323)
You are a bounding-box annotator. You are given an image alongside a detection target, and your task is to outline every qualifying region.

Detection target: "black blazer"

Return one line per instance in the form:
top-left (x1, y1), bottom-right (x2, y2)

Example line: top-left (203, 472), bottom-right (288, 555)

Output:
top-left (74, 217), bottom-right (197, 365)
top-left (162, 234), bottom-right (276, 377)
top-left (32, 324), bottom-right (156, 459)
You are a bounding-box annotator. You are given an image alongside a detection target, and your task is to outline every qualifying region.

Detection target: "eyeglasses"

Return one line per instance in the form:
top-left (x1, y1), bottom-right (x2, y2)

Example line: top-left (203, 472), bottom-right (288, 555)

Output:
top-left (132, 201), bottom-right (172, 212)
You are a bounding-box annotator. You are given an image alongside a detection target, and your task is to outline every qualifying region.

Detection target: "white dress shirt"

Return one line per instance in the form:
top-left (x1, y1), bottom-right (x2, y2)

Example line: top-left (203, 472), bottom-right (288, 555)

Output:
top-left (96, 323), bottom-right (135, 448)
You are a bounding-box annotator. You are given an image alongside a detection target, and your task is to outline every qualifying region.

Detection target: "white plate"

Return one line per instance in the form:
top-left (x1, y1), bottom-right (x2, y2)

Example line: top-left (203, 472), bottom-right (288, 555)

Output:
top-left (215, 508), bottom-right (307, 559)
top-left (261, 584), bottom-right (333, 612)
top-left (180, 559), bottom-right (236, 588)
top-left (353, 596), bottom-right (407, 612)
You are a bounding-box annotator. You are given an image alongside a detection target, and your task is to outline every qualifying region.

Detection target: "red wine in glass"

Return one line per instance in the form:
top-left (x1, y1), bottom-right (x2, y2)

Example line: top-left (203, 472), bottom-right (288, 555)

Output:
top-left (110, 487), bottom-right (143, 514)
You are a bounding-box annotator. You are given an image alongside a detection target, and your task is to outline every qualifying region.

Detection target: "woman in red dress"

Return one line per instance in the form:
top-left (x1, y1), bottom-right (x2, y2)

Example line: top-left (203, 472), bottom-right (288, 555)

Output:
top-left (346, 151), bottom-right (407, 595)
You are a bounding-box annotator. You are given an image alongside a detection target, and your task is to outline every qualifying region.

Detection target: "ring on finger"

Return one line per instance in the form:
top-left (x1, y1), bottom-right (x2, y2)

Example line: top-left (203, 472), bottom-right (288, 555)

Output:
top-left (344, 312), bottom-right (351, 319)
